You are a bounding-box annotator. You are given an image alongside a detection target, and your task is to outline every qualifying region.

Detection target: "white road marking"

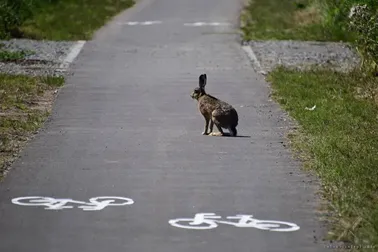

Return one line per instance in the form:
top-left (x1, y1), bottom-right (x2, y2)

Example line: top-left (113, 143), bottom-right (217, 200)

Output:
top-left (142, 21), bottom-right (162, 25)
top-left (118, 21), bottom-right (162, 26)
top-left (184, 22), bottom-right (231, 27)
top-left (126, 21), bottom-right (139, 25)
top-left (184, 22), bottom-right (205, 26)
top-left (57, 40), bottom-right (86, 72)
top-left (117, 21), bottom-right (231, 27)
top-left (242, 45), bottom-right (264, 74)
top-left (169, 213), bottom-right (300, 232)
top-left (11, 196), bottom-right (134, 211)
top-left (209, 22), bottom-right (231, 26)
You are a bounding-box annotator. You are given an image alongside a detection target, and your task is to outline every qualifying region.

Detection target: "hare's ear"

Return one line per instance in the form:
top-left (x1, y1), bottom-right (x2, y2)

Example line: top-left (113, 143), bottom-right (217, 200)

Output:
top-left (199, 74), bottom-right (207, 89)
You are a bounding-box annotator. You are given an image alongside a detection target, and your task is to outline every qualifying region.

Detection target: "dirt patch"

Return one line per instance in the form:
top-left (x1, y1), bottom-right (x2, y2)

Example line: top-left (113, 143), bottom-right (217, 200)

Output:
top-left (294, 5), bottom-right (323, 26)
top-left (355, 86), bottom-right (378, 105)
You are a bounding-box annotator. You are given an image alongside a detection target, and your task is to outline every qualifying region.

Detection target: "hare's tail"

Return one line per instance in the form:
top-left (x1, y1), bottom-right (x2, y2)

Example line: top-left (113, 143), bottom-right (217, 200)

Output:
top-left (229, 126), bottom-right (237, 137)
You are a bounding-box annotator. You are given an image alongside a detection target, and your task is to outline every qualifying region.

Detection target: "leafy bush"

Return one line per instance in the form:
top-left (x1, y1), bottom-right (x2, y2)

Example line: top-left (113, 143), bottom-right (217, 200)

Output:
top-left (323, 0), bottom-right (378, 24)
top-left (347, 4), bottom-right (378, 72)
top-left (0, 0), bottom-right (33, 39)
top-left (320, 0), bottom-right (378, 73)
top-left (0, 0), bottom-right (60, 39)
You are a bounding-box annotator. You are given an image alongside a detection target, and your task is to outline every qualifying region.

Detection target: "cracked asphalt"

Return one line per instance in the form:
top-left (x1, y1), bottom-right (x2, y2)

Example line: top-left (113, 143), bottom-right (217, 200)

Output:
top-left (0, 0), bottom-right (329, 251)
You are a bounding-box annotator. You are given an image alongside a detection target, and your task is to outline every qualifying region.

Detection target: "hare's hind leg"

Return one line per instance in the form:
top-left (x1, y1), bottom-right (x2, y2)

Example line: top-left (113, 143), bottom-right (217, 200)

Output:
top-left (209, 110), bottom-right (224, 136)
top-left (228, 126), bottom-right (237, 137)
top-left (209, 125), bottom-right (224, 136)
top-left (209, 119), bottom-right (214, 134)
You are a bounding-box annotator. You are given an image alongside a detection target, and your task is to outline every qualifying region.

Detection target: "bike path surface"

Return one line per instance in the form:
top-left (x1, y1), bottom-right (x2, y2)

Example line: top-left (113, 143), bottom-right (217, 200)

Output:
top-left (0, 0), bottom-right (328, 251)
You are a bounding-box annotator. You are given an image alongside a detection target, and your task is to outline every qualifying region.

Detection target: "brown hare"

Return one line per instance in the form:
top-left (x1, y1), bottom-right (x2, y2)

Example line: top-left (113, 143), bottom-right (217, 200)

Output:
top-left (190, 74), bottom-right (239, 136)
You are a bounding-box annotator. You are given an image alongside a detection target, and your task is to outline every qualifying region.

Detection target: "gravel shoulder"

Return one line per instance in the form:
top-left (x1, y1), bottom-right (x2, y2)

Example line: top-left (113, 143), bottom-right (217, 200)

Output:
top-left (1, 37), bottom-right (360, 78)
top-left (243, 40), bottom-right (360, 75)
top-left (0, 39), bottom-right (81, 77)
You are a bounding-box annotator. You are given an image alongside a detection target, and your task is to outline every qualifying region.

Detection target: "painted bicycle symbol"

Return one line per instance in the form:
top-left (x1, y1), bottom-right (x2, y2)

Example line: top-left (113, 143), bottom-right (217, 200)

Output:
top-left (168, 213), bottom-right (300, 232)
top-left (11, 196), bottom-right (134, 211)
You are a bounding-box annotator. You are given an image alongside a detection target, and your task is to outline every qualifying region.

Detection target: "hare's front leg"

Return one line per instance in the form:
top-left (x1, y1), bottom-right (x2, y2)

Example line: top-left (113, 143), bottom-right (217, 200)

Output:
top-left (202, 117), bottom-right (210, 135)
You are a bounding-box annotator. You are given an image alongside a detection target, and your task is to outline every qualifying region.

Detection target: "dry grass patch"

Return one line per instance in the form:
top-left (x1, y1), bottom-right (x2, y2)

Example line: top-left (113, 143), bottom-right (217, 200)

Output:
top-left (0, 74), bottom-right (64, 178)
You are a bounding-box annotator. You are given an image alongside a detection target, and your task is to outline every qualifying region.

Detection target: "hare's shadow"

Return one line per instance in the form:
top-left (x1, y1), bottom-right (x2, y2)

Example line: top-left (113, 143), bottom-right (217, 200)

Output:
top-left (214, 133), bottom-right (251, 138)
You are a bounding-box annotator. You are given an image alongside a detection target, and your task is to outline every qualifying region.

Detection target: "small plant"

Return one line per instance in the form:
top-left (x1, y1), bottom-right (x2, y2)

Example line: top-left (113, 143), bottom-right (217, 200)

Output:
top-left (0, 49), bottom-right (34, 62)
top-left (347, 4), bottom-right (378, 74)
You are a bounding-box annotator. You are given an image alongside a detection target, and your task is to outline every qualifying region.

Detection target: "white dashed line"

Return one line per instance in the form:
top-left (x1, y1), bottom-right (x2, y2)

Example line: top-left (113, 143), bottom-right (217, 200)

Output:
top-left (209, 22), bottom-right (231, 26)
top-left (126, 21), bottom-right (139, 25)
top-left (184, 22), bottom-right (205, 26)
top-left (142, 21), bottom-right (162, 25)
top-left (116, 21), bottom-right (232, 27)
top-left (184, 22), bottom-right (231, 27)
top-left (118, 21), bottom-right (162, 26)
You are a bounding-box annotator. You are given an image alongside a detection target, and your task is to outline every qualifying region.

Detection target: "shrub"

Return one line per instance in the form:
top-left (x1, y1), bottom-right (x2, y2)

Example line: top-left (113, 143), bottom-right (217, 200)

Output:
top-left (0, 0), bottom-right (59, 39)
top-left (0, 0), bottom-right (34, 39)
top-left (319, 0), bottom-right (378, 73)
top-left (347, 4), bottom-right (378, 72)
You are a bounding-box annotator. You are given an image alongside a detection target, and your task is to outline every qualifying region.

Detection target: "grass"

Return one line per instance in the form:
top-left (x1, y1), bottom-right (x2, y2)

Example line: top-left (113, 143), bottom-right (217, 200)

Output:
top-left (267, 67), bottom-right (378, 250)
top-left (0, 43), bottom-right (33, 62)
top-left (0, 49), bottom-right (34, 62)
top-left (240, 0), bottom-right (353, 41)
top-left (0, 74), bottom-right (64, 178)
top-left (18, 0), bottom-right (135, 40)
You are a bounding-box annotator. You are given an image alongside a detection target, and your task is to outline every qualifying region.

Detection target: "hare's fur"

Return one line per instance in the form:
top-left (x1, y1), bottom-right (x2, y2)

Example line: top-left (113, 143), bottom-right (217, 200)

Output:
top-left (190, 74), bottom-right (238, 136)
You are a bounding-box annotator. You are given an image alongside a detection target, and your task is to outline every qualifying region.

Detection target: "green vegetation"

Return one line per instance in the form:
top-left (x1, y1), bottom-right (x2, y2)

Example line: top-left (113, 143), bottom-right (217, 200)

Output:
top-left (0, 0), bottom-right (135, 41)
top-left (0, 74), bottom-right (64, 178)
top-left (241, 0), bottom-right (378, 73)
top-left (240, 0), bottom-right (348, 41)
top-left (267, 67), bottom-right (378, 249)
top-left (0, 47), bottom-right (34, 62)
top-left (0, 0), bottom-right (34, 39)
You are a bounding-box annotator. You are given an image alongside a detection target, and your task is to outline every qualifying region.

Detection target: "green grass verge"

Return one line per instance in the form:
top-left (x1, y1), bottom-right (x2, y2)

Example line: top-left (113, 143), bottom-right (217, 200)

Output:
top-left (19, 0), bottom-right (135, 40)
top-left (0, 74), bottom-right (64, 178)
top-left (267, 67), bottom-right (378, 249)
top-left (240, 0), bottom-right (353, 41)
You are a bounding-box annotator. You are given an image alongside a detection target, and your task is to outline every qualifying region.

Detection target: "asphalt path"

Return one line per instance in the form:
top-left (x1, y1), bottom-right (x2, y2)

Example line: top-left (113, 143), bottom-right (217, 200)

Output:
top-left (0, 0), bottom-right (328, 251)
